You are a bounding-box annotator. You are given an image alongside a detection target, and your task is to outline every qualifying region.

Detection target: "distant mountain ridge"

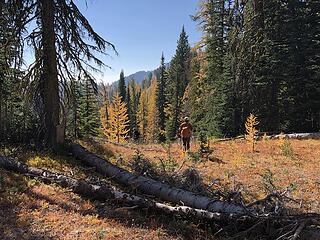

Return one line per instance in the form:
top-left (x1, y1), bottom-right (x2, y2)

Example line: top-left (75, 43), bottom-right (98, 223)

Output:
top-left (109, 63), bottom-right (170, 91)
top-left (123, 70), bottom-right (154, 85)
top-left (105, 63), bottom-right (170, 98)
top-left (113, 62), bottom-right (170, 84)
top-left (108, 70), bottom-right (154, 94)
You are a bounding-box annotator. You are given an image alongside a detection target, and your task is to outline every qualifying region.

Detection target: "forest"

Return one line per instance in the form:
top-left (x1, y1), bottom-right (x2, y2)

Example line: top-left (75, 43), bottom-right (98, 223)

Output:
top-left (1, 0), bottom-right (320, 239)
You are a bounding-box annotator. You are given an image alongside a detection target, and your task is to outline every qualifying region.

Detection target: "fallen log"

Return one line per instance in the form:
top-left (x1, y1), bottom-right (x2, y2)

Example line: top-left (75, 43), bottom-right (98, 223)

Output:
top-left (0, 156), bottom-right (236, 222)
top-left (70, 144), bottom-right (248, 215)
top-left (269, 132), bottom-right (320, 140)
top-left (213, 132), bottom-right (320, 142)
top-left (213, 135), bottom-right (245, 142)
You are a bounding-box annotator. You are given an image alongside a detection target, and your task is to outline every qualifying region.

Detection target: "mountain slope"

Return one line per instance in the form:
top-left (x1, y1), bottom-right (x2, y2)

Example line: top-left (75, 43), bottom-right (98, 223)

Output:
top-left (123, 70), bottom-right (153, 85)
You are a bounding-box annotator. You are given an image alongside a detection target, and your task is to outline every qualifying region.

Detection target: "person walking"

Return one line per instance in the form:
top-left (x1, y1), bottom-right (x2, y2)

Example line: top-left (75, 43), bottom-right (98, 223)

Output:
top-left (179, 117), bottom-right (193, 151)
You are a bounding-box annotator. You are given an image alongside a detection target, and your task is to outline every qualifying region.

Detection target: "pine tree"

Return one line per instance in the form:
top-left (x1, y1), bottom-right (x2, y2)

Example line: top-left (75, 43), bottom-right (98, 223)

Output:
top-left (304, 0), bottom-right (320, 131)
top-left (156, 53), bottom-right (167, 142)
top-left (186, 0), bottom-right (320, 137)
top-left (166, 26), bottom-right (191, 139)
top-left (193, 0), bottom-right (235, 137)
top-left (230, 0), bottom-right (320, 134)
top-left (118, 70), bottom-right (126, 102)
top-left (187, 48), bottom-right (208, 136)
top-left (0, 2), bottom-right (35, 142)
top-left (281, 0), bottom-right (320, 132)
top-left (106, 92), bottom-right (129, 143)
top-left (66, 77), bottom-right (81, 139)
top-left (0, 3), bottom-right (12, 140)
top-left (232, 0), bottom-right (281, 134)
top-left (77, 77), bottom-right (100, 138)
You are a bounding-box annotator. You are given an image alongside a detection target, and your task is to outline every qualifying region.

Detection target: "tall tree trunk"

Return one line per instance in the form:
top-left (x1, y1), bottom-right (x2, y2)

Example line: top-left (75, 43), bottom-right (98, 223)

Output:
top-left (4, 99), bottom-right (7, 137)
top-left (40, 0), bottom-right (61, 149)
top-left (0, 0), bottom-right (4, 141)
top-left (0, 78), bottom-right (2, 141)
top-left (72, 80), bottom-right (78, 139)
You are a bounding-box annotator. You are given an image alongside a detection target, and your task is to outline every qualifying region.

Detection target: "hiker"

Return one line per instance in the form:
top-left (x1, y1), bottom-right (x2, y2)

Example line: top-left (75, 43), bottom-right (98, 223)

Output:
top-left (179, 117), bottom-right (193, 151)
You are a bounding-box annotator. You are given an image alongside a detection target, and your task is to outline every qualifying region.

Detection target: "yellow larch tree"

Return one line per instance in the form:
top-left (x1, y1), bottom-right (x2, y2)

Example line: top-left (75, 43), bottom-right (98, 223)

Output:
top-left (106, 92), bottom-right (129, 143)
top-left (99, 83), bottom-right (110, 137)
top-left (146, 77), bottom-right (158, 142)
top-left (99, 99), bottom-right (109, 136)
top-left (137, 88), bottom-right (148, 141)
top-left (245, 113), bottom-right (259, 152)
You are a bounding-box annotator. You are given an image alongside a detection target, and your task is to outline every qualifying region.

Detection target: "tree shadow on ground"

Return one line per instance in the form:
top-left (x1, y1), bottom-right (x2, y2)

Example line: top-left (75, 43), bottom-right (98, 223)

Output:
top-left (0, 170), bottom-right (56, 240)
top-left (28, 185), bottom-right (217, 240)
top-left (0, 169), bottom-right (218, 240)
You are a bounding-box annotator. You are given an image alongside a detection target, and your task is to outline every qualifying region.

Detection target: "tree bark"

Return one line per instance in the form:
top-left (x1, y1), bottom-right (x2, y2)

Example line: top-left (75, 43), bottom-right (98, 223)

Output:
top-left (0, 0), bottom-right (3, 141)
top-left (40, 0), bottom-right (61, 149)
top-left (70, 144), bottom-right (247, 215)
top-left (0, 78), bottom-right (2, 141)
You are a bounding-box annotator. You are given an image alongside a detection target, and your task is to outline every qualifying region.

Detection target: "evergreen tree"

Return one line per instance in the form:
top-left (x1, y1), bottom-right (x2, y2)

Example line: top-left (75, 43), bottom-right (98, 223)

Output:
top-left (281, 0), bottom-right (320, 132)
top-left (187, 48), bottom-right (208, 136)
top-left (77, 77), bottom-right (100, 138)
top-left (304, 0), bottom-right (320, 131)
top-left (194, 0), bottom-right (235, 137)
top-left (231, 0), bottom-right (280, 134)
top-left (118, 70), bottom-right (126, 102)
top-left (0, 2), bottom-right (35, 142)
top-left (66, 77), bottom-right (81, 139)
top-left (230, 0), bottom-right (320, 134)
top-left (166, 26), bottom-right (191, 139)
top-left (156, 53), bottom-right (167, 142)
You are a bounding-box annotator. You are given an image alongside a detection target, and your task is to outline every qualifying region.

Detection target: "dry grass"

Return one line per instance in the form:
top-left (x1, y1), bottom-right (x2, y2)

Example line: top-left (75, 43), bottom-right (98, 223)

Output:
top-left (1, 138), bottom-right (319, 239)
top-left (0, 144), bottom-right (217, 240)
top-left (98, 138), bottom-right (320, 213)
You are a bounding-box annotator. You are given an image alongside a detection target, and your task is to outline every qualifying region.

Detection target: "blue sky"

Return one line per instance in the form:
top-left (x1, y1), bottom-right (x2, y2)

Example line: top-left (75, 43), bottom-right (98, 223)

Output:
top-left (76, 0), bottom-right (201, 84)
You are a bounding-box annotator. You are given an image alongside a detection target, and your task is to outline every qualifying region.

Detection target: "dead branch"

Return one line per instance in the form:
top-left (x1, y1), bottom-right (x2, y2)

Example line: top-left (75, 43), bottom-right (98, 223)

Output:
top-left (291, 220), bottom-right (307, 240)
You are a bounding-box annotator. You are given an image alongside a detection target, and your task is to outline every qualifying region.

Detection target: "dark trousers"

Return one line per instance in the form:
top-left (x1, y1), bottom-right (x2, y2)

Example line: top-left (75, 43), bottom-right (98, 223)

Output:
top-left (182, 137), bottom-right (191, 151)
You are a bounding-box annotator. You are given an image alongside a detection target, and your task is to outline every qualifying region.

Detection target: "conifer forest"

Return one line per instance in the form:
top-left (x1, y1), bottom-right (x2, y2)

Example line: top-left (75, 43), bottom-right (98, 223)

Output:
top-left (0, 1), bottom-right (320, 239)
